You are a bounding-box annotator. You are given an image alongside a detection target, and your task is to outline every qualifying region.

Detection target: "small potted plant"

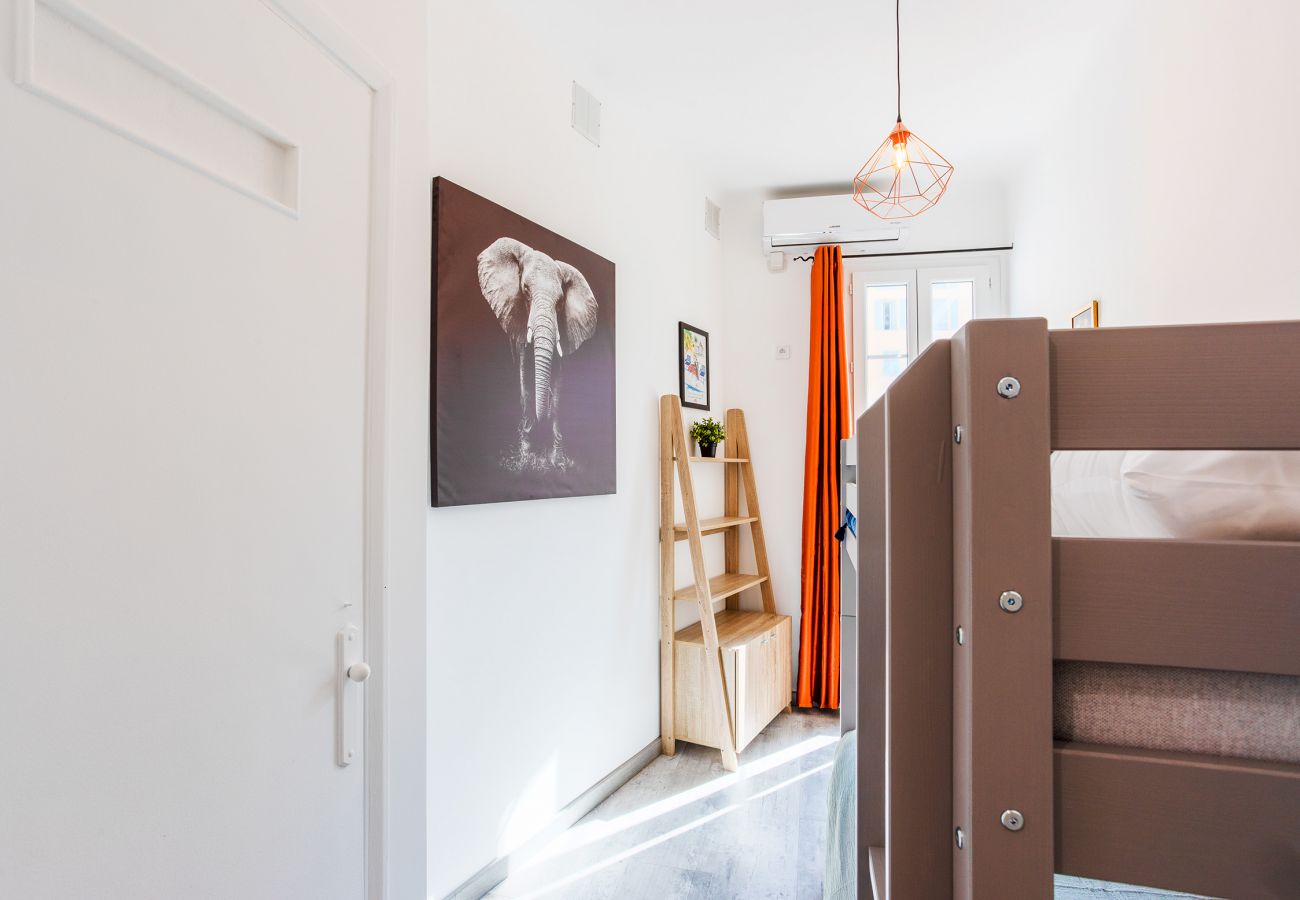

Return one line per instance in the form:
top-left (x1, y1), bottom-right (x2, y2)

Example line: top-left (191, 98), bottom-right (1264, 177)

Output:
top-left (689, 417), bottom-right (726, 458)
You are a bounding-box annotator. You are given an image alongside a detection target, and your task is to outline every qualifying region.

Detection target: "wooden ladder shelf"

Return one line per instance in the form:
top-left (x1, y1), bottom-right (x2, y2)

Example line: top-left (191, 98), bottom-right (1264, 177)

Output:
top-left (659, 396), bottom-right (791, 771)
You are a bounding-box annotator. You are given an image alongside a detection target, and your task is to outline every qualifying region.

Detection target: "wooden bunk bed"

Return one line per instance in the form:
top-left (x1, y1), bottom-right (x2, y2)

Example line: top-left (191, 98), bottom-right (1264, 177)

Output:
top-left (856, 318), bottom-right (1300, 899)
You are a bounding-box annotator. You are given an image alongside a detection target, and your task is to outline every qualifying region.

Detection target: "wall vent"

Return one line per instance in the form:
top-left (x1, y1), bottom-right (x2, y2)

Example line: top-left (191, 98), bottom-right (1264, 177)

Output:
top-left (571, 81), bottom-right (600, 146)
top-left (704, 197), bottom-right (721, 240)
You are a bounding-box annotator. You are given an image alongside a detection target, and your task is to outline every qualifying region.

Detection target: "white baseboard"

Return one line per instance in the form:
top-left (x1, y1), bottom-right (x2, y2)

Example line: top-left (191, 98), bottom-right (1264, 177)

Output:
top-left (443, 738), bottom-right (662, 900)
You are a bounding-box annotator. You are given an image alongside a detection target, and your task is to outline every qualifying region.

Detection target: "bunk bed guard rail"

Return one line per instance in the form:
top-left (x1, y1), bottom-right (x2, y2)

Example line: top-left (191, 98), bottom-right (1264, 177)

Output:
top-left (857, 317), bottom-right (1300, 900)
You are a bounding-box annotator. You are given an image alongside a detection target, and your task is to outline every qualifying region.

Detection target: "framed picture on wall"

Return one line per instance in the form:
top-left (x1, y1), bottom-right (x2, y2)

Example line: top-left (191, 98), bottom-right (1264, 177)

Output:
top-left (1071, 299), bottom-right (1100, 329)
top-left (678, 321), bottom-right (710, 411)
top-left (430, 177), bottom-right (617, 507)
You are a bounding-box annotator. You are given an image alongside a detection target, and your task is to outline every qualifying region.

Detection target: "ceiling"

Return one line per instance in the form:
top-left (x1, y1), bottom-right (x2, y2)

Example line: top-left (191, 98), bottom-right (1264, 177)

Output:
top-left (491, 0), bottom-right (1126, 193)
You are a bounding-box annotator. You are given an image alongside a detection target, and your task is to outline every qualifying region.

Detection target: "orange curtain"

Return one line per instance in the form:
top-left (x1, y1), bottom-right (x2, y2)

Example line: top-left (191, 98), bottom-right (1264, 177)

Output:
top-left (797, 245), bottom-right (850, 709)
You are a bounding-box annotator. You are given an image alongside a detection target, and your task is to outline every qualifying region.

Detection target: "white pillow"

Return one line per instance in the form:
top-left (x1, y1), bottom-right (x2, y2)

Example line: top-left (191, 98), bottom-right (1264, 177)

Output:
top-left (1052, 450), bottom-right (1300, 539)
top-left (1121, 450), bottom-right (1300, 541)
top-left (1051, 451), bottom-right (1171, 538)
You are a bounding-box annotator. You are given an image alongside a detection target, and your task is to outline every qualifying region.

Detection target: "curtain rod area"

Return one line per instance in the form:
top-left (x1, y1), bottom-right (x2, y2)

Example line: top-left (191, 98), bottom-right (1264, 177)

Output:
top-left (790, 245), bottom-right (1012, 262)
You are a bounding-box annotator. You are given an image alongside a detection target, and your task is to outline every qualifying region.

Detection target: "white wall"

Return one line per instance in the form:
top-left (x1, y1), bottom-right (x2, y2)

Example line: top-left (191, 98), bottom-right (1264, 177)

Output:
top-left (719, 179), bottom-right (1010, 674)
top-left (1009, 0), bottom-right (1300, 327)
top-left (425, 3), bottom-right (727, 895)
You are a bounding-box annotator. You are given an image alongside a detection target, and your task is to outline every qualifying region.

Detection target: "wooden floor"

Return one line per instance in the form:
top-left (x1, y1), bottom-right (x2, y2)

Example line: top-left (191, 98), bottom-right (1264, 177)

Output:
top-left (486, 709), bottom-right (1201, 899)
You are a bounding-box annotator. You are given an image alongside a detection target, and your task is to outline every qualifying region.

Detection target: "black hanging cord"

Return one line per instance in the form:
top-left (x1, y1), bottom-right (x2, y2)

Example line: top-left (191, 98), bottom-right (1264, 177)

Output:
top-left (895, 0), bottom-right (902, 122)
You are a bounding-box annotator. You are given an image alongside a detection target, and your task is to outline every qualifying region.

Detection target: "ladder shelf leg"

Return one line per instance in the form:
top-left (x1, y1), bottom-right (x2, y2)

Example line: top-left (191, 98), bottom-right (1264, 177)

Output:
top-left (732, 409), bottom-right (776, 615)
top-left (659, 396), bottom-right (677, 756)
top-left (670, 397), bottom-right (739, 772)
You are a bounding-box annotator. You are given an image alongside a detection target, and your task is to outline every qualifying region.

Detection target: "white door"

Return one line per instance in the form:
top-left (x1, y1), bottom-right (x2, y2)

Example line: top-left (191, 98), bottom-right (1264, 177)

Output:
top-left (1, 2), bottom-right (377, 897)
top-left (851, 259), bottom-right (1002, 413)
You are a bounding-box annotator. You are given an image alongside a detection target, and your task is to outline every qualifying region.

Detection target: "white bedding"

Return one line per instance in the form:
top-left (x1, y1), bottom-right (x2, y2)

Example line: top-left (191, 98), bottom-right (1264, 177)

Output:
top-left (1052, 450), bottom-right (1300, 540)
top-left (823, 730), bottom-right (857, 900)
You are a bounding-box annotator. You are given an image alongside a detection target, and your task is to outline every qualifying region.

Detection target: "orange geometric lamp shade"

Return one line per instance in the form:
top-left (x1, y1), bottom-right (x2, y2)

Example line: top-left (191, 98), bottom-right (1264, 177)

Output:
top-left (851, 121), bottom-right (954, 220)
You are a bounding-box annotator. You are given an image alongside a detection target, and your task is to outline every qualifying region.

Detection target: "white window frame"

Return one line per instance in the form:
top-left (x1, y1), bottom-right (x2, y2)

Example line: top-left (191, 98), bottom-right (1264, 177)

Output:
top-left (852, 268), bottom-right (916, 413)
top-left (847, 251), bottom-right (1009, 416)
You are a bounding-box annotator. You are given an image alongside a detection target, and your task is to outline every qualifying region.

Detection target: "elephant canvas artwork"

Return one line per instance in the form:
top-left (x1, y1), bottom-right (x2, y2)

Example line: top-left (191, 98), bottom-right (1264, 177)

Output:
top-left (430, 178), bottom-right (616, 506)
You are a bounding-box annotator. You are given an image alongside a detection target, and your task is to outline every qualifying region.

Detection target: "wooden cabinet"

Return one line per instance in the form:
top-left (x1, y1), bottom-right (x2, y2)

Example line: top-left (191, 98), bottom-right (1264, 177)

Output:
top-left (673, 610), bottom-right (792, 754)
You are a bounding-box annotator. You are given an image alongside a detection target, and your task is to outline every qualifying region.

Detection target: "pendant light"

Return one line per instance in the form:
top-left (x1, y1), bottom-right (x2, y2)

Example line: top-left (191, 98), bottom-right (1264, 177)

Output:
top-left (852, 0), bottom-right (954, 219)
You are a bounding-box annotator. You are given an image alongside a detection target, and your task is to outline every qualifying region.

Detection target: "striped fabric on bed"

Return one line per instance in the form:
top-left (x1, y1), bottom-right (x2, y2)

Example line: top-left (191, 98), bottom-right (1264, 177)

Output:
top-left (1054, 661), bottom-right (1300, 764)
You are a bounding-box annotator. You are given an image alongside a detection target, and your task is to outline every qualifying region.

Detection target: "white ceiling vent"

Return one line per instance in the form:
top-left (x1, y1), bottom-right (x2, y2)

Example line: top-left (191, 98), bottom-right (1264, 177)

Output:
top-left (571, 81), bottom-right (601, 146)
top-left (704, 197), bottom-right (721, 240)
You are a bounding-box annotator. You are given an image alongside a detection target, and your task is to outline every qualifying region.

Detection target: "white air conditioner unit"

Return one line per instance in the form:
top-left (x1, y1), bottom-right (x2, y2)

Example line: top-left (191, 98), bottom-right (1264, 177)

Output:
top-left (762, 194), bottom-right (908, 256)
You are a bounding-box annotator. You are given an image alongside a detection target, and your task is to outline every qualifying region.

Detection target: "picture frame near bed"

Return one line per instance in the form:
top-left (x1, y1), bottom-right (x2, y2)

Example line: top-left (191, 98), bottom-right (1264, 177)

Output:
top-left (1071, 299), bottom-right (1100, 328)
top-left (678, 321), bottom-right (710, 411)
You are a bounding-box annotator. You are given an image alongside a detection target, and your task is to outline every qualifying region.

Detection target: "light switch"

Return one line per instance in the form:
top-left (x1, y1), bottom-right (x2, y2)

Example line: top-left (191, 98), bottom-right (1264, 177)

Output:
top-left (775, 345), bottom-right (791, 360)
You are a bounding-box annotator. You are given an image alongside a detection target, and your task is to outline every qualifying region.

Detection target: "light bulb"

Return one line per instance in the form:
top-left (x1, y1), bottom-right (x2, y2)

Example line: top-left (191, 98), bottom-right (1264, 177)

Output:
top-left (893, 141), bottom-right (908, 169)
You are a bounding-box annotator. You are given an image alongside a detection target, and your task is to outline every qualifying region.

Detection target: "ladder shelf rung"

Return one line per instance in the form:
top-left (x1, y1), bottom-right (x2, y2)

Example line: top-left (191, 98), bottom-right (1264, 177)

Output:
top-left (672, 515), bottom-right (758, 540)
top-left (680, 456), bottom-right (749, 464)
top-left (674, 572), bottom-right (768, 605)
top-left (673, 607), bottom-right (785, 648)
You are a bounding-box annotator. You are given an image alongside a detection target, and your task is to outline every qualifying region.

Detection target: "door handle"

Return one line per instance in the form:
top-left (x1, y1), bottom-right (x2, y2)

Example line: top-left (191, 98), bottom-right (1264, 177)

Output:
top-left (336, 625), bottom-right (367, 767)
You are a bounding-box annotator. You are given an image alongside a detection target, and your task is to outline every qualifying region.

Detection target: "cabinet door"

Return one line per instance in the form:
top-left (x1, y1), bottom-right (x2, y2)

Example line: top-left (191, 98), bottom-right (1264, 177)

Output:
top-left (673, 642), bottom-right (739, 751)
top-left (773, 620), bottom-right (792, 720)
top-left (735, 624), bottom-right (785, 751)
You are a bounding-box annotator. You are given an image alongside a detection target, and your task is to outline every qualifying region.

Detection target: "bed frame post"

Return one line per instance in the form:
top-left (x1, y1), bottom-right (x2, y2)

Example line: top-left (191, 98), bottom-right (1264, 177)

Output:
top-left (857, 401), bottom-right (886, 889)
top-left (950, 318), bottom-right (1053, 899)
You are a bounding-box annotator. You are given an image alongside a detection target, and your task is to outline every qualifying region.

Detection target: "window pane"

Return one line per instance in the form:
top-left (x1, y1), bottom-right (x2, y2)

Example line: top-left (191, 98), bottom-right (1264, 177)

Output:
top-left (929, 280), bottom-right (974, 341)
top-left (865, 283), bottom-right (908, 357)
top-left (865, 355), bottom-right (907, 407)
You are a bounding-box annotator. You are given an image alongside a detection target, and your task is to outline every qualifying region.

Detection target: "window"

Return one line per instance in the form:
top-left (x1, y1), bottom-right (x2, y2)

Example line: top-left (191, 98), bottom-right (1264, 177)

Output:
top-left (928, 279), bottom-right (975, 341)
top-left (864, 280), bottom-right (910, 407)
top-left (874, 296), bottom-right (904, 332)
top-left (850, 260), bottom-right (1003, 415)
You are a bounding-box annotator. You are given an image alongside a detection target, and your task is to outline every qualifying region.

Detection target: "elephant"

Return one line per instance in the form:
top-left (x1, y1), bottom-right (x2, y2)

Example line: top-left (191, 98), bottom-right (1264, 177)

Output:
top-left (477, 237), bottom-right (599, 471)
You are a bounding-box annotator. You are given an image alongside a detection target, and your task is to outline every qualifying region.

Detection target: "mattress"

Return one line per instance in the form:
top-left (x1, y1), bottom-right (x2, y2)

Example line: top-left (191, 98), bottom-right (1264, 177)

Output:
top-left (1052, 450), bottom-right (1300, 764)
